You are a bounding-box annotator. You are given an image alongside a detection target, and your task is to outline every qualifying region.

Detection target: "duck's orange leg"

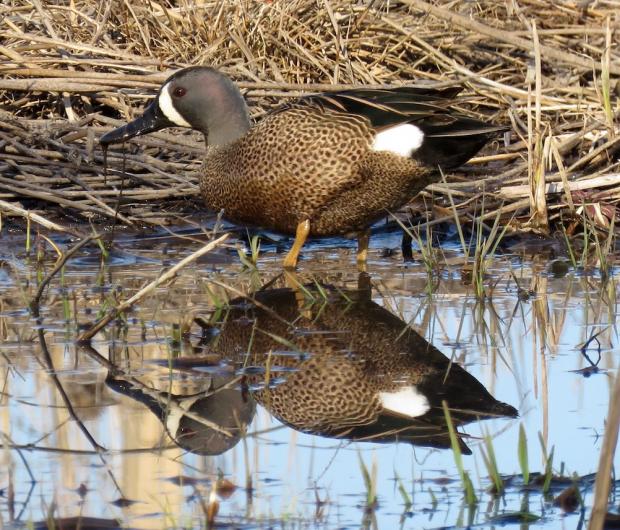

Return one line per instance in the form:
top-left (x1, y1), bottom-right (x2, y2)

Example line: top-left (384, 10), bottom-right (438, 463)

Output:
top-left (356, 229), bottom-right (371, 271)
top-left (283, 219), bottom-right (310, 269)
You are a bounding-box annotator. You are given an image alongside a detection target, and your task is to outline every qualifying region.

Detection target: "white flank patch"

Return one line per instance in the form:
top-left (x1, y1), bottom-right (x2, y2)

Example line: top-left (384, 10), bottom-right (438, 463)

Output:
top-left (158, 82), bottom-right (192, 127)
top-left (379, 386), bottom-right (430, 418)
top-left (371, 123), bottom-right (424, 157)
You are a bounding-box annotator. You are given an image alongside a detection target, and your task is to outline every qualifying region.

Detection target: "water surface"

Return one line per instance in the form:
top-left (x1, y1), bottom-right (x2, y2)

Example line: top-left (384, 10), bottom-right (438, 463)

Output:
top-left (0, 226), bottom-right (617, 529)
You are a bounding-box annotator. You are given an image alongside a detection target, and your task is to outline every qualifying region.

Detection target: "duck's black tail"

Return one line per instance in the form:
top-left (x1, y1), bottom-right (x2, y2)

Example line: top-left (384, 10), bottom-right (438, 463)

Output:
top-left (413, 116), bottom-right (508, 169)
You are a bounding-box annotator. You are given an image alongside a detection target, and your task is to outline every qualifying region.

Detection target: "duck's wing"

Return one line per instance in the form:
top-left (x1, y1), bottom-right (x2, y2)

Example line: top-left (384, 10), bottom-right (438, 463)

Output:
top-left (295, 86), bottom-right (461, 124)
top-left (278, 86), bottom-right (508, 168)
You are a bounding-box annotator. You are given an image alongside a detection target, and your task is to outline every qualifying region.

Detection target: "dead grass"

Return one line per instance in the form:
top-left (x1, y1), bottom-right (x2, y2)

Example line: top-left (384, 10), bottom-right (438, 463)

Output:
top-left (0, 0), bottom-right (618, 236)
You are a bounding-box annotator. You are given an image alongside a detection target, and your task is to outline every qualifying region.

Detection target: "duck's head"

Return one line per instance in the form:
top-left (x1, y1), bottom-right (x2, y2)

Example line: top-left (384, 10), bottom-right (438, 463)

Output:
top-left (100, 66), bottom-right (251, 147)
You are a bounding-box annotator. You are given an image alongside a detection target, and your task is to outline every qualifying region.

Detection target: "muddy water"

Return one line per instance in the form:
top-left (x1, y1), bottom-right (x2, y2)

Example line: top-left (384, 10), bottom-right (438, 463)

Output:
top-left (0, 226), bottom-right (618, 529)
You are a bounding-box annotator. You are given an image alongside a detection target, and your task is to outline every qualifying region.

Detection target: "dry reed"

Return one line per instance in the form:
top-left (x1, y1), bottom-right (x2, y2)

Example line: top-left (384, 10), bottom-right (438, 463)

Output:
top-left (0, 0), bottom-right (618, 236)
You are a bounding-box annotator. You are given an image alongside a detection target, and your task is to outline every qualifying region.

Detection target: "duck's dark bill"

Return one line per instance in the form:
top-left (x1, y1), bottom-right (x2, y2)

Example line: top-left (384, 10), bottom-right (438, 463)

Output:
top-left (100, 101), bottom-right (173, 146)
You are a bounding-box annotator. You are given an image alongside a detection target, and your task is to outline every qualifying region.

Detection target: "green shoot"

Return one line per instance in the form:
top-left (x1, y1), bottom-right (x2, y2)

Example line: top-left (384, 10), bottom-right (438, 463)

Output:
top-left (480, 429), bottom-right (503, 495)
top-left (237, 234), bottom-right (261, 269)
top-left (428, 488), bottom-right (438, 511)
top-left (442, 171), bottom-right (469, 261)
top-left (518, 424), bottom-right (529, 485)
top-left (357, 451), bottom-right (378, 509)
top-left (393, 214), bottom-right (439, 295)
top-left (26, 213), bottom-right (31, 255)
top-left (560, 221), bottom-right (578, 269)
top-left (394, 471), bottom-right (412, 511)
top-left (542, 446), bottom-right (555, 495)
top-left (443, 401), bottom-right (477, 506)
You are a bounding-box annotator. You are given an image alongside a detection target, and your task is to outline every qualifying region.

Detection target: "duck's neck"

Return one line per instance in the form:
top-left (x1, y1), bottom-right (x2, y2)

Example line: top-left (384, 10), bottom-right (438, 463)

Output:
top-left (206, 104), bottom-right (250, 146)
top-left (201, 75), bottom-right (251, 147)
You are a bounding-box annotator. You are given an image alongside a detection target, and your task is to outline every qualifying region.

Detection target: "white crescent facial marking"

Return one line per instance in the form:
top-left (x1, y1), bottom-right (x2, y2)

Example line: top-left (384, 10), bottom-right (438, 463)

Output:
top-left (379, 386), bottom-right (430, 418)
top-left (371, 124), bottom-right (424, 157)
top-left (158, 82), bottom-right (191, 127)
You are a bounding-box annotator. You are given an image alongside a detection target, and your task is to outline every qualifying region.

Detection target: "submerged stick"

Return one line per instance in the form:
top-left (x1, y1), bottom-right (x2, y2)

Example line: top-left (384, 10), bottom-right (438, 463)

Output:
top-left (77, 233), bottom-right (229, 343)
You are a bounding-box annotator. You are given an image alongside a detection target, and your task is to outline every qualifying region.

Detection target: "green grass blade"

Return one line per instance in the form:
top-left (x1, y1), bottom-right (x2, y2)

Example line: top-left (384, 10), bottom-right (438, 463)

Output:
top-left (443, 400), bottom-right (477, 505)
top-left (518, 423), bottom-right (529, 485)
top-left (481, 430), bottom-right (503, 495)
top-left (394, 471), bottom-right (412, 510)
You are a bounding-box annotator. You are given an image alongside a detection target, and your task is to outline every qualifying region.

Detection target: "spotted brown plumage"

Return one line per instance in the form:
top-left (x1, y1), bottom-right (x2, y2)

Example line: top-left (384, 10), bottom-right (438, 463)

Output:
top-left (100, 66), bottom-right (508, 268)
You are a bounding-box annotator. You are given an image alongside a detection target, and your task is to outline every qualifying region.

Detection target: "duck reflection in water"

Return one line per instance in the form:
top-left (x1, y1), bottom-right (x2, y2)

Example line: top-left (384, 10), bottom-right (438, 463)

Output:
top-left (106, 276), bottom-right (517, 455)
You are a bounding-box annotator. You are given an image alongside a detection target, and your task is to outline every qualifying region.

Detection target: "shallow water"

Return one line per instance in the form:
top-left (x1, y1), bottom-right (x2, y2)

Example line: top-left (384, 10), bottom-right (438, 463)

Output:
top-left (0, 224), bottom-right (618, 529)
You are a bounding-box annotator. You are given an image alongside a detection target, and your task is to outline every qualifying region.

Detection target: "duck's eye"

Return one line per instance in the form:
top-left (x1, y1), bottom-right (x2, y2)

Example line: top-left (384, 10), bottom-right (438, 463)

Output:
top-left (173, 87), bottom-right (187, 98)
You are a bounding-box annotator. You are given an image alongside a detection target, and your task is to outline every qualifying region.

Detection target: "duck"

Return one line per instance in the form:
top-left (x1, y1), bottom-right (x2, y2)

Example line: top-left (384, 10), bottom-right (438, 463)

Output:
top-left (100, 66), bottom-right (507, 268)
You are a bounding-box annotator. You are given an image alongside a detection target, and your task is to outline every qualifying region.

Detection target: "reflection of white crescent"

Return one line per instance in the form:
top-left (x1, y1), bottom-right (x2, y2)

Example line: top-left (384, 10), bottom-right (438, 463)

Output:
top-left (165, 395), bottom-right (202, 437)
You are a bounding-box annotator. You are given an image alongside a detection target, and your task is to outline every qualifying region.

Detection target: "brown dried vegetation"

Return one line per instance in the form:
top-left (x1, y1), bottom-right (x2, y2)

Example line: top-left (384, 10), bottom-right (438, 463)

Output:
top-left (0, 0), bottom-right (618, 235)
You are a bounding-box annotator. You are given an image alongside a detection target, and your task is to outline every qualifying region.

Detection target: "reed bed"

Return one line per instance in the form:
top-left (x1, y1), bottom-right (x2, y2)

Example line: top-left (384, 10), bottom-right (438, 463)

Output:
top-left (0, 0), bottom-right (618, 235)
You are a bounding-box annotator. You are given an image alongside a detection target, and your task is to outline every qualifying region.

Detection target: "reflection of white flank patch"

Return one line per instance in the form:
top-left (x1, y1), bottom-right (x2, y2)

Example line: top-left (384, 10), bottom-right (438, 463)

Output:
top-left (158, 82), bottom-right (191, 127)
top-left (379, 386), bottom-right (430, 417)
top-left (371, 124), bottom-right (424, 157)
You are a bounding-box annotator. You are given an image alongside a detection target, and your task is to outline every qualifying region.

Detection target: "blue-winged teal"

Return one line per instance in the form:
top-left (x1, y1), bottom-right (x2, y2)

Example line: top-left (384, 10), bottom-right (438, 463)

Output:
top-left (101, 67), bottom-right (507, 268)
